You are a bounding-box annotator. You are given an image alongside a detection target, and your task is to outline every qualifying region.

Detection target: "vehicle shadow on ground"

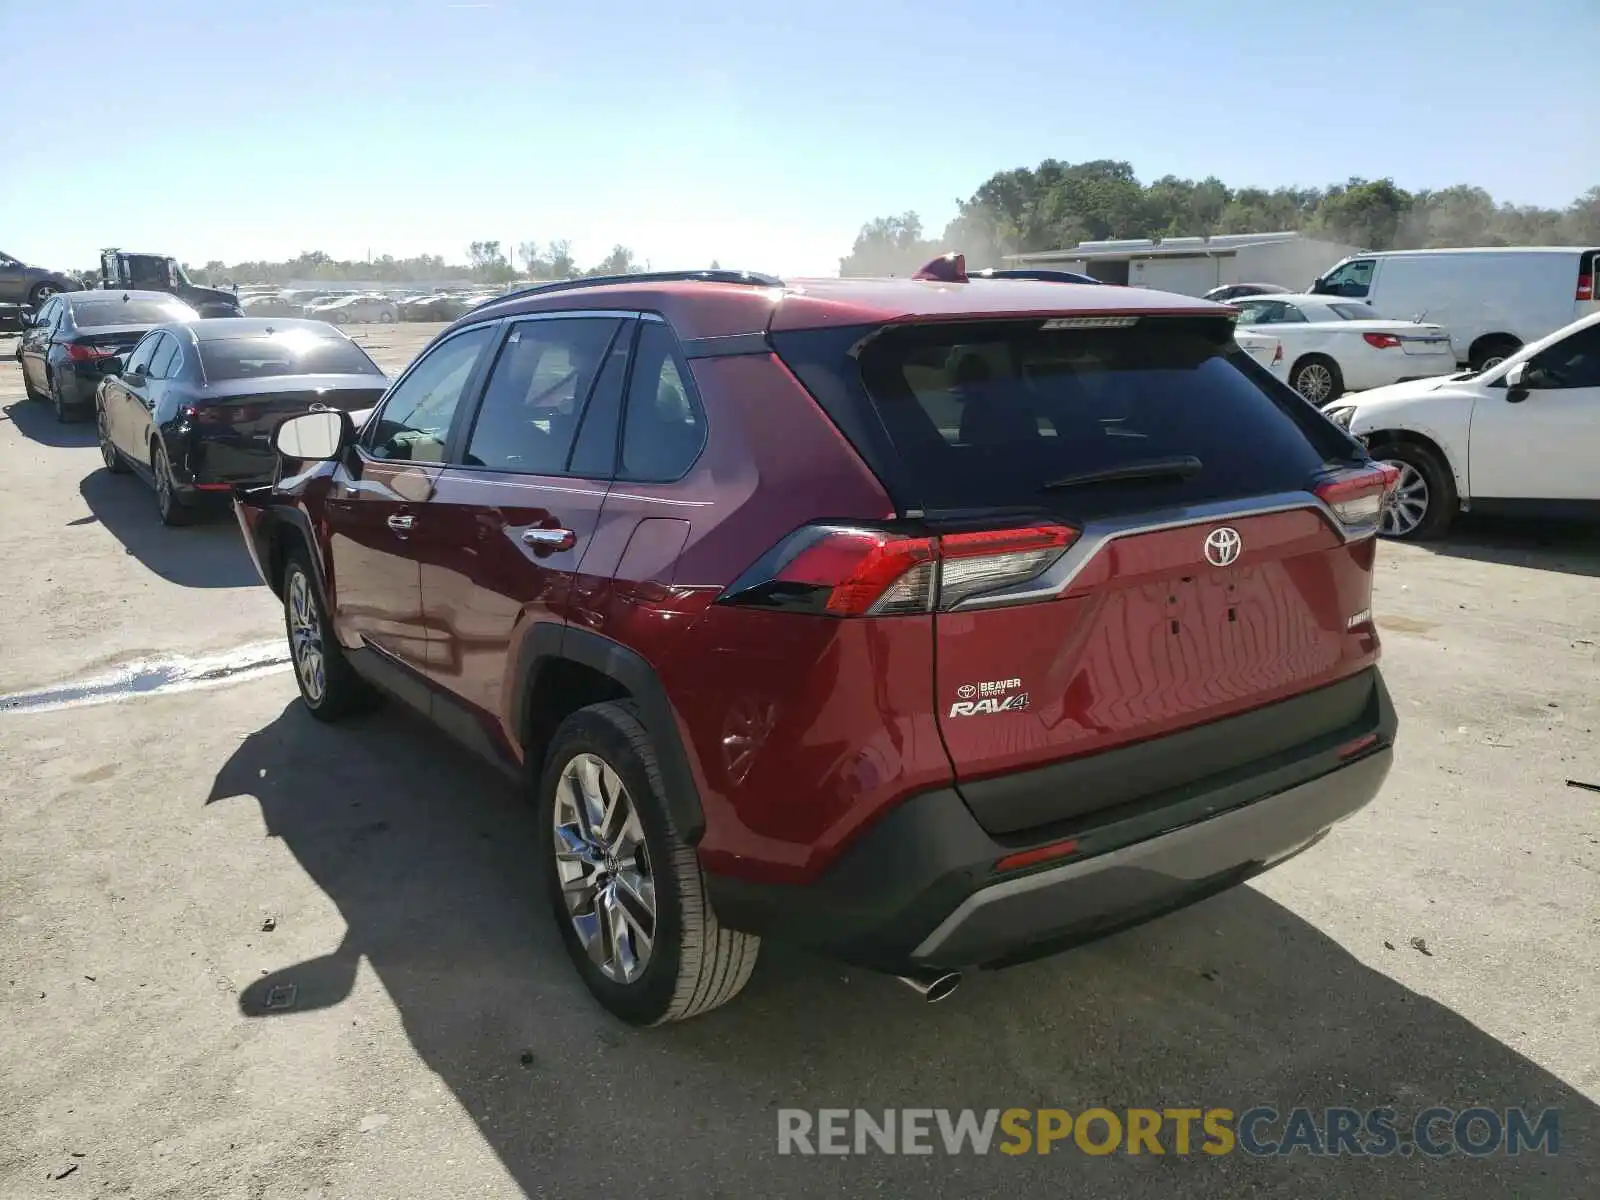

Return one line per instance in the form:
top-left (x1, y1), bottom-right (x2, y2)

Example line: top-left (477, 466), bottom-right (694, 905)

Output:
top-left (1423, 515), bottom-right (1600, 579)
top-left (78, 469), bottom-right (259, 589)
top-left (210, 702), bottom-right (1598, 1199)
top-left (1, 398), bottom-right (99, 449)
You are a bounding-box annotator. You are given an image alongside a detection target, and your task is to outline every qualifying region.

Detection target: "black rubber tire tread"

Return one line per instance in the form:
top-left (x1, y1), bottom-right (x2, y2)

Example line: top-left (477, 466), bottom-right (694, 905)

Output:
top-left (540, 700), bottom-right (758, 1024)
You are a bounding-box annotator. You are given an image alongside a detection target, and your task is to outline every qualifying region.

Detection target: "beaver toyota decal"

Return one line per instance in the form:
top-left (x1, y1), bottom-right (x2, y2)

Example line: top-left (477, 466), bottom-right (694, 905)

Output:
top-left (949, 677), bottom-right (1030, 717)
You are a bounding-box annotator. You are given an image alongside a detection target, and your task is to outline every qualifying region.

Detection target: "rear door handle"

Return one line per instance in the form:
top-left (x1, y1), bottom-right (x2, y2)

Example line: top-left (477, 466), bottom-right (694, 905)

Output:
top-left (386, 514), bottom-right (414, 533)
top-left (521, 528), bottom-right (575, 551)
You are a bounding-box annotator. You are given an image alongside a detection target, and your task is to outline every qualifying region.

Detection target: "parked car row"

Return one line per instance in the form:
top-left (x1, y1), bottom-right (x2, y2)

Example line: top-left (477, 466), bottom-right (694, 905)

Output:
top-left (238, 289), bottom-right (506, 324)
top-left (13, 301), bottom-right (388, 523)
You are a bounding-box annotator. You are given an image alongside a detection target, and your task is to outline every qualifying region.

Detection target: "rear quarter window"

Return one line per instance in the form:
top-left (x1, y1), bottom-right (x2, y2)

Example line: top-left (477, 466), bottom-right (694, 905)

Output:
top-left (779, 317), bottom-right (1357, 519)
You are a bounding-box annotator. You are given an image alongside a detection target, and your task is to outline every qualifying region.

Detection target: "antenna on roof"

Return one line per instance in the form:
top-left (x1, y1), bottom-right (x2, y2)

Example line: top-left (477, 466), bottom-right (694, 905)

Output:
top-left (912, 253), bottom-right (967, 283)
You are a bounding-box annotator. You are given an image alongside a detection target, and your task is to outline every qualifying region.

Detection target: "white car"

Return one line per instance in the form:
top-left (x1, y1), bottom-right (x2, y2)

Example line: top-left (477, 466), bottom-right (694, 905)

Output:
top-left (1234, 330), bottom-right (1288, 381)
top-left (1231, 293), bottom-right (1457, 405)
top-left (1322, 310), bottom-right (1600, 539)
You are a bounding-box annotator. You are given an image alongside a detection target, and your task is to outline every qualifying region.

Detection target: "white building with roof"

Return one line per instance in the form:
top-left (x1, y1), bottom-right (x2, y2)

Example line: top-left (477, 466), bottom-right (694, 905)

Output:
top-left (1004, 231), bottom-right (1360, 297)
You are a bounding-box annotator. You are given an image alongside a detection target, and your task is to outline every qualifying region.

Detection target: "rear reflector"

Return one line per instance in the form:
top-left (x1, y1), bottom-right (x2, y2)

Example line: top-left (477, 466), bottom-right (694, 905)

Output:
top-left (722, 522), bottom-right (1079, 616)
top-left (1313, 463), bottom-right (1400, 538)
top-left (1337, 732), bottom-right (1380, 759)
top-left (1362, 332), bottom-right (1403, 349)
top-left (1272, 342), bottom-right (1283, 363)
top-left (994, 839), bottom-right (1079, 874)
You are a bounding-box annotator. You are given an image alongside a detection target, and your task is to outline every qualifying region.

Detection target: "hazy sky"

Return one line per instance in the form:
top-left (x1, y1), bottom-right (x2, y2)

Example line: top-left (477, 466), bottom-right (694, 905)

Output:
top-left (2, 0), bottom-right (1595, 276)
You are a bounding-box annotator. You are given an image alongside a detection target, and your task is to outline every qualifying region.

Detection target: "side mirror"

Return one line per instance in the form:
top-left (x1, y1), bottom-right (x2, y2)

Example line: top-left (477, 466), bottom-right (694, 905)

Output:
top-left (100, 355), bottom-right (124, 375)
top-left (16, 309), bottom-right (34, 328)
top-left (1504, 362), bottom-right (1529, 389)
top-left (130, 362), bottom-right (148, 379)
top-left (274, 409), bottom-right (352, 461)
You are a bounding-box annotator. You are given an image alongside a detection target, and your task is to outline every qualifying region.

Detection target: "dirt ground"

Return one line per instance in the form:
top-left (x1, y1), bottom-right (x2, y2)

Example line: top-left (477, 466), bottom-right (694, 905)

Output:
top-left (1, 323), bottom-right (1596, 1198)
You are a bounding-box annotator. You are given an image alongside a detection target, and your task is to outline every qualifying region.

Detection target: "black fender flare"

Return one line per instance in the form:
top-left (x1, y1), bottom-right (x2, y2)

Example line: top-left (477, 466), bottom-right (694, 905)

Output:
top-left (251, 503), bottom-right (330, 605)
top-left (510, 624), bottom-right (707, 845)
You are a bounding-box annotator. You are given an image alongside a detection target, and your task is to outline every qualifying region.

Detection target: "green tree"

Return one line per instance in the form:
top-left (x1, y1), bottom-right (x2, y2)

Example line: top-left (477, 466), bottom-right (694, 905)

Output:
top-left (838, 212), bottom-right (940, 275)
top-left (586, 245), bottom-right (640, 276)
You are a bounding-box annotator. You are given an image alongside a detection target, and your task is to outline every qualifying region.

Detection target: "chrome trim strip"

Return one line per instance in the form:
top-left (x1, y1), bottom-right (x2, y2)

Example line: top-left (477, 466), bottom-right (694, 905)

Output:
top-left (949, 490), bottom-right (1350, 612)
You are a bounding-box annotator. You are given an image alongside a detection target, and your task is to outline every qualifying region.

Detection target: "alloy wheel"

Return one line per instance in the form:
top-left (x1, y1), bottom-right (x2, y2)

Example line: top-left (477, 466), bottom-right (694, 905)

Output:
top-left (1294, 362), bottom-right (1335, 404)
top-left (1380, 460), bottom-right (1429, 537)
top-left (32, 285), bottom-right (56, 303)
top-left (155, 449), bottom-right (174, 517)
top-left (97, 408), bottom-right (117, 469)
top-left (552, 753), bottom-right (656, 984)
top-left (287, 570), bottom-right (327, 704)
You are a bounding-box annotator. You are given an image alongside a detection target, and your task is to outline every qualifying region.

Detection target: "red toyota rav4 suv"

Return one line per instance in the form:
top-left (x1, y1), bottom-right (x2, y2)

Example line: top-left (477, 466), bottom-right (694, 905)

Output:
top-left (236, 261), bottom-right (1398, 1024)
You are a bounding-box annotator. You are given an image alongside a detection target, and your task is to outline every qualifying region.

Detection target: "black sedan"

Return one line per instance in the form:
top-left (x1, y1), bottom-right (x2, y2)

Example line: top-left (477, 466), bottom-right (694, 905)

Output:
top-left (17, 290), bottom-right (199, 422)
top-left (95, 318), bottom-right (389, 526)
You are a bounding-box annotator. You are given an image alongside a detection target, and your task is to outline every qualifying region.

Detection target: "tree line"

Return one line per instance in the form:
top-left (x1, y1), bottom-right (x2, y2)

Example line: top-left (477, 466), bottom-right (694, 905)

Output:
top-left (839, 160), bottom-right (1600, 276)
top-left (163, 241), bottom-right (654, 288)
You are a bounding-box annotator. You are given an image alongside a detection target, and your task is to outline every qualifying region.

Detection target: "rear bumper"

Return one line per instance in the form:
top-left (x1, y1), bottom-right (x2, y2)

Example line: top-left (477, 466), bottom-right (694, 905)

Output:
top-left (706, 669), bottom-right (1395, 973)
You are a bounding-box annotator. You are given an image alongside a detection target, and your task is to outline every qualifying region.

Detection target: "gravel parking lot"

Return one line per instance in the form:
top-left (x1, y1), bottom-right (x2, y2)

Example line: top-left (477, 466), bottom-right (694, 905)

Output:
top-left (1, 323), bottom-right (1596, 1198)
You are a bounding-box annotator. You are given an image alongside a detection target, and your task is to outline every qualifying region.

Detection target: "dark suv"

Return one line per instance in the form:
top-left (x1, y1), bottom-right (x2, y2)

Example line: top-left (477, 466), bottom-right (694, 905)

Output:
top-left (236, 263), bottom-right (1399, 1024)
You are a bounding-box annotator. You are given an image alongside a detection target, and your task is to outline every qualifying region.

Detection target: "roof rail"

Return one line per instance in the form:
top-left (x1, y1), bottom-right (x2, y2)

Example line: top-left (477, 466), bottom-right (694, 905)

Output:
top-left (469, 269), bottom-right (784, 312)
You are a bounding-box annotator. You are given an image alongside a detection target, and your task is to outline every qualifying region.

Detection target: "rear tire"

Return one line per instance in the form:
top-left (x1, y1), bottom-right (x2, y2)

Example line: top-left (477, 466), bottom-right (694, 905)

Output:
top-left (97, 401), bottom-right (128, 473)
top-left (49, 373), bottom-right (79, 423)
top-left (537, 701), bottom-right (759, 1025)
top-left (151, 443), bottom-right (195, 527)
top-left (282, 550), bottom-right (376, 721)
top-left (1372, 440), bottom-right (1456, 540)
top-left (1290, 354), bottom-right (1344, 406)
top-left (1469, 336), bottom-right (1520, 373)
top-left (27, 283), bottom-right (57, 307)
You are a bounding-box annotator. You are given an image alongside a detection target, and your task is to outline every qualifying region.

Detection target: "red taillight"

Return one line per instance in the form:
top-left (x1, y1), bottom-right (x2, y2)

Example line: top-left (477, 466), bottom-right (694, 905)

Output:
top-left (1314, 463), bottom-right (1400, 538)
top-left (1362, 332), bottom-right (1402, 349)
top-left (776, 530), bottom-right (936, 616)
top-left (1337, 732), bottom-right (1380, 759)
top-left (723, 522), bottom-right (1080, 616)
top-left (1272, 342), bottom-right (1283, 363)
top-left (65, 343), bottom-right (116, 362)
top-left (1578, 273), bottom-right (1593, 302)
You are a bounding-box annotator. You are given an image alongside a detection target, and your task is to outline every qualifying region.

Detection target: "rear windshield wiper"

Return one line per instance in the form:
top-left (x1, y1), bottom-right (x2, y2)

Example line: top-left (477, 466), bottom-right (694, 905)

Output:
top-left (1040, 455), bottom-right (1202, 492)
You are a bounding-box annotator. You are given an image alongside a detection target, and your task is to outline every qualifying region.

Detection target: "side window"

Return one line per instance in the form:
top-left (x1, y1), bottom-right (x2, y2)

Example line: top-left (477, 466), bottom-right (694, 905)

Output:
top-left (1322, 258), bottom-right (1375, 298)
top-left (364, 325), bottom-right (494, 462)
top-left (461, 317), bottom-right (621, 473)
top-left (619, 321), bottom-right (706, 482)
top-left (147, 336), bottom-right (179, 380)
top-left (123, 333), bottom-right (160, 376)
top-left (1531, 324), bottom-right (1600, 391)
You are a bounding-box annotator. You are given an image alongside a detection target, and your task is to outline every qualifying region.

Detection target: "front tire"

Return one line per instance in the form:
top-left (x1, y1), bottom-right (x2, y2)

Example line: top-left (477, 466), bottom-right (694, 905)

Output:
top-left (282, 551), bottom-right (376, 721)
top-left (538, 701), bottom-right (759, 1025)
top-left (1373, 440), bottom-right (1456, 540)
top-left (1290, 355), bottom-right (1344, 406)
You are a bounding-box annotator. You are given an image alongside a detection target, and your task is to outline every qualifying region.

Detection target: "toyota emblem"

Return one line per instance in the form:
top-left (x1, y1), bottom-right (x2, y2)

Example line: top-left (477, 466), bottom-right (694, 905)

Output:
top-left (1203, 527), bottom-right (1243, 567)
top-left (956, 684), bottom-right (977, 699)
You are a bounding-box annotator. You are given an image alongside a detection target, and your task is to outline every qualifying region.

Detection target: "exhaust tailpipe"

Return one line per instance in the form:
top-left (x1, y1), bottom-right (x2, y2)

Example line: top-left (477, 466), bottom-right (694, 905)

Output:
top-left (896, 969), bottom-right (962, 1003)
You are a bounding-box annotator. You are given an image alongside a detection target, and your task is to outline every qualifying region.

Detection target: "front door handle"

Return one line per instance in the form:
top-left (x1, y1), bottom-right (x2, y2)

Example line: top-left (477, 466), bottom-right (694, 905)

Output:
top-left (386, 514), bottom-right (414, 533)
top-left (521, 528), bottom-right (576, 551)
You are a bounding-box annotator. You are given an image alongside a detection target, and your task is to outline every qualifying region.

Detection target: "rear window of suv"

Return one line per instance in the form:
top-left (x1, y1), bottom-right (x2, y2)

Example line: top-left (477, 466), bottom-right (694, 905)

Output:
top-left (775, 317), bottom-right (1355, 518)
